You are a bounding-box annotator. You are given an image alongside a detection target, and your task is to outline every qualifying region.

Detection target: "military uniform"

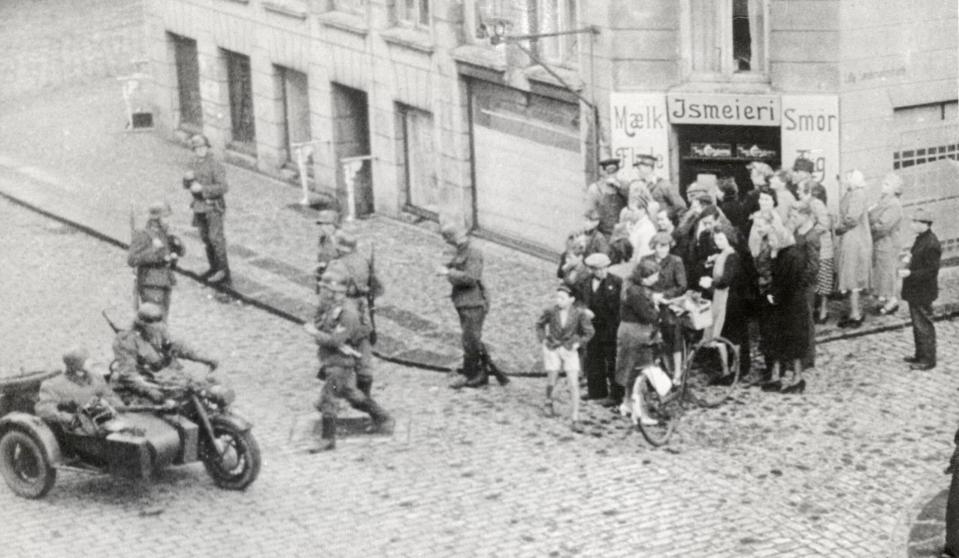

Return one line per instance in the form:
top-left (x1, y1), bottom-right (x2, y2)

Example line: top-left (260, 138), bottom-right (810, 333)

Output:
top-left (314, 209), bottom-right (340, 292)
top-left (111, 310), bottom-right (212, 403)
top-left (128, 217), bottom-right (180, 320)
top-left (187, 149), bottom-right (230, 283)
top-left (36, 371), bottom-right (121, 428)
top-left (309, 291), bottom-right (392, 451)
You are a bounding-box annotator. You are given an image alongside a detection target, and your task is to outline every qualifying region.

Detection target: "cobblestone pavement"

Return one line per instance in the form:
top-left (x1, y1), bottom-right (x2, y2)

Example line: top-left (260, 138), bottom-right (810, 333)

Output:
top-left (3, 191), bottom-right (959, 557)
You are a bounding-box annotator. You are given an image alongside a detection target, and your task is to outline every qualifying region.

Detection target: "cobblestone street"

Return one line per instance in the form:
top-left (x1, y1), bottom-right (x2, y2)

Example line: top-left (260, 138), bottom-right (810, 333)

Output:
top-left (2, 194), bottom-right (959, 557)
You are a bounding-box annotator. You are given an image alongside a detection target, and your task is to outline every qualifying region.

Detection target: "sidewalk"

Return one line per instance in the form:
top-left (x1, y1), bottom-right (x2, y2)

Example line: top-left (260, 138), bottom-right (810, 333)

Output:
top-left (1, 79), bottom-right (958, 379)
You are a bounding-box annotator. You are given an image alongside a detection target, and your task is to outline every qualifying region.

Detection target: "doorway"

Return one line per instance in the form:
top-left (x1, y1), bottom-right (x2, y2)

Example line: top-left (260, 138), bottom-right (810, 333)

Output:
top-left (675, 124), bottom-right (781, 198)
top-left (331, 83), bottom-right (373, 217)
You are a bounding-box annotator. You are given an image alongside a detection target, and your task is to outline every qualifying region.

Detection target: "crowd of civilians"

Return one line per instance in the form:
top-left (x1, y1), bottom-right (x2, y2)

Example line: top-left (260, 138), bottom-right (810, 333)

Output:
top-left (536, 151), bottom-right (919, 429)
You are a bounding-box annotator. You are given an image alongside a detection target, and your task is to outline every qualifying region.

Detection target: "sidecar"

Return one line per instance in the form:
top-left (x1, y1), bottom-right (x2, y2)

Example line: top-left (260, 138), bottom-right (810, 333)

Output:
top-left (0, 369), bottom-right (201, 499)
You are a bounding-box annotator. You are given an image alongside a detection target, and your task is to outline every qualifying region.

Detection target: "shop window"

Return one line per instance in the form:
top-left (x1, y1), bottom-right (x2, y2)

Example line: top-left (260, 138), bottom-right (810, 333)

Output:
top-left (398, 105), bottom-right (439, 217)
top-left (684, 0), bottom-right (767, 80)
top-left (277, 66), bottom-right (311, 165)
top-left (170, 33), bottom-right (202, 129)
top-left (396, 0), bottom-right (429, 27)
top-left (224, 50), bottom-right (256, 151)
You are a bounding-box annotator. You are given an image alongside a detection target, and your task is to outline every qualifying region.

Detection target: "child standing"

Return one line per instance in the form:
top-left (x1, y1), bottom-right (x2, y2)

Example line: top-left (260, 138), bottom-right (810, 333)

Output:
top-left (536, 285), bottom-right (595, 430)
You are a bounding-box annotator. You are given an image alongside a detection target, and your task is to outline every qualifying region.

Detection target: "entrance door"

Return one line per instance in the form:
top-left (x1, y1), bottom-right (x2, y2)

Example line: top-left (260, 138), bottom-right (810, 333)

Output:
top-left (332, 84), bottom-right (373, 216)
top-left (675, 124), bottom-right (781, 198)
top-left (470, 79), bottom-right (584, 254)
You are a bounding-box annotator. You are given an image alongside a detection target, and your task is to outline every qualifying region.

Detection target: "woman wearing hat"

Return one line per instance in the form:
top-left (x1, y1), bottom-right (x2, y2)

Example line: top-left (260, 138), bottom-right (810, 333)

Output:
top-left (868, 172), bottom-right (905, 315)
top-left (835, 169), bottom-right (873, 328)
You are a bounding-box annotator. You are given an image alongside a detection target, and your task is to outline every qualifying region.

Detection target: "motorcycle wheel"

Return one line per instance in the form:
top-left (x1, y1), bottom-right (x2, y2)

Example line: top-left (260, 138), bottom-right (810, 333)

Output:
top-left (200, 420), bottom-right (260, 491)
top-left (0, 429), bottom-right (56, 499)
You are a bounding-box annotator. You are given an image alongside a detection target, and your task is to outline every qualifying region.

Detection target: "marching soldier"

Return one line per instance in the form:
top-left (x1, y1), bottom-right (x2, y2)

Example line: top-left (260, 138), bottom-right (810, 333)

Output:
top-left (304, 270), bottom-right (394, 453)
top-left (111, 303), bottom-right (218, 403)
top-left (326, 229), bottom-right (383, 398)
top-left (127, 202), bottom-right (183, 321)
top-left (633, 153), bottom-right (686, 221)
top-left (183, 133), bottom-right (231, 291)
top-left (436, 223), bottom-right (509, 388)
top-left (314, 209), bottom-right (340, 292)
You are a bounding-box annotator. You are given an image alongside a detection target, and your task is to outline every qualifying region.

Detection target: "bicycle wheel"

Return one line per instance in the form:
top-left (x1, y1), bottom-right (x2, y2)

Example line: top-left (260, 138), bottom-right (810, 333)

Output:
top-left (632, 376), bottom-right (679, 446)
top-left (684, 336), bottom-right (740, 408)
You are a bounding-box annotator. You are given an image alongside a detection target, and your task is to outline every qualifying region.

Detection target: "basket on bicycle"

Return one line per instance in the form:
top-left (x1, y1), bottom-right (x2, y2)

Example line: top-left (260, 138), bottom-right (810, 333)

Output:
top-left (670, 295), bottom-right (712, 331)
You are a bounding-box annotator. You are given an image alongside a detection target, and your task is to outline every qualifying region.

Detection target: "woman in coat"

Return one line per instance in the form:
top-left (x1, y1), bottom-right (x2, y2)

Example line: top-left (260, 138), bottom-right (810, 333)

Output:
top-left (698, 230), bottom-right (747, 378)
top-left (798, 179), bottom-right (834, 323)
top-left (868, 172), bottom-right (904, 315)
top-left (768, 223), bottom-right (810, 394)
top-left (642, 232), bottom-right (687, 380)
top-left (835, 169), bottom-right (872, 328)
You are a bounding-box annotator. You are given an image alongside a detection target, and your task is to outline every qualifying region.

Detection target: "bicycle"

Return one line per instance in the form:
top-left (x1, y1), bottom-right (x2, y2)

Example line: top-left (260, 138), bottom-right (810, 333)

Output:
top-left (627, 294), bottom-right (741, 446)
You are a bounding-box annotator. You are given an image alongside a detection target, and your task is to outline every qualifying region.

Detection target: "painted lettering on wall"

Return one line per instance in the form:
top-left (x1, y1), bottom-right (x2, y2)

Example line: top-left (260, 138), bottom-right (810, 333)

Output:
top-left (612, 104), bottom-right (666, 137)
top-left (666, 94), bottom-right (781, 126)
top-left (781, 95), bottom-right (841, 212)
top-left (784, 109), bottom-right (837, 133)
top-left (609, 92), bottom-right (671, 181)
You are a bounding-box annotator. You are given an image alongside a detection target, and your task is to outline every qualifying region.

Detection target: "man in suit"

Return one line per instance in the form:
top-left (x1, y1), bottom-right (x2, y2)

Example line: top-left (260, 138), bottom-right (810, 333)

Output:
top-left (127, 202), bottom-right (182, 321)
top-left (576, 252), bottom-right (622, 405)
top-left (900, 208), bottom-right (941, 371)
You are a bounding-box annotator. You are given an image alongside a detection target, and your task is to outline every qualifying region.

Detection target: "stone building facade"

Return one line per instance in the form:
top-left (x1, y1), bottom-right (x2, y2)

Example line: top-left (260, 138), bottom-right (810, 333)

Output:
top-left (144, 0), bottom-right (957, 256)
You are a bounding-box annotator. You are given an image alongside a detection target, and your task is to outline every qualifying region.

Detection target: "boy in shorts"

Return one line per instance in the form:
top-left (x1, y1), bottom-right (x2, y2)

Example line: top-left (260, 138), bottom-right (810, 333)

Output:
top-left (536, 284), bottom-right (595, 430)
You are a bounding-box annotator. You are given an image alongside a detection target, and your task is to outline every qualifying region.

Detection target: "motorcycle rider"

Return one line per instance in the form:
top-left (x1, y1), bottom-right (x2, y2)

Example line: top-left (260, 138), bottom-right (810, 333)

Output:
top-left (111, 303), bottom-right (219, 404)
top-left (304, 270), bottom-right (394, 453)
top-left (35, 347), bottom-right (124, 436)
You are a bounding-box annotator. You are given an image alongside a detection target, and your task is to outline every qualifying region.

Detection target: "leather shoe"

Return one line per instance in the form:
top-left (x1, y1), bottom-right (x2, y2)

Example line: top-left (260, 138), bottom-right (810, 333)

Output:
top-left (595, 398), bottom-right (620, 407)
top-left (910, 362), bottom-right (936, 371)
top-left (838, 316), bottom-right (864, 329)
top-left (903, 355), bottom-right (920, 364)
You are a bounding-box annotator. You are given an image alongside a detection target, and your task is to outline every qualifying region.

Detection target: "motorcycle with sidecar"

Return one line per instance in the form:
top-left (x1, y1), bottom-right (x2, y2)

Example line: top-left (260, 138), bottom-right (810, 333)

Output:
top-left (0, 367), bottom-right (260, 499)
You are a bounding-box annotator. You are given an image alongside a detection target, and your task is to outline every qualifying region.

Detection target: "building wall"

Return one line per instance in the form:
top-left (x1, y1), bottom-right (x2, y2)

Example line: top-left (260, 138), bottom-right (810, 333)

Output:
top-left (145, 0), bottom-right (470, 221)
top-left (839, 0), bottom-right (958, 183)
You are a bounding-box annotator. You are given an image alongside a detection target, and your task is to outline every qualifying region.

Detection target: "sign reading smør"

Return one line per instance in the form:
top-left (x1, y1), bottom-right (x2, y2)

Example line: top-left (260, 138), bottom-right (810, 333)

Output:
top-left (666, 93), bottom-right (781, 126)
top-left (780, 95), bottom-right (841, 212)
top-left (609, 92), bottom-right (671, 183)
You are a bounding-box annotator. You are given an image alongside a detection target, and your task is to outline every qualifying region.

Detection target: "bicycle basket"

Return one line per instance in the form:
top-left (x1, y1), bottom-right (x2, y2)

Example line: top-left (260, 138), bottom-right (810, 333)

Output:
top-left (681, 298), bottom-right (713, 331)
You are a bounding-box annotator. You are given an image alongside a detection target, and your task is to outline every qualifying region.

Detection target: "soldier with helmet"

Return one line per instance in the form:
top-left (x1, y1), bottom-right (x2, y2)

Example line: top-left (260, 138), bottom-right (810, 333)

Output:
top-left (111, 303), bottom-right (219, 404)
top-left (304, 269), bottom-right (394, 452)
top-left (314, 209), bottom-right (341, 293)
top-left (326, 228), bottom-right (383, 398)
top-left (183, 133), bottom-right (231, 290)
top-left (436, 222), bottom-right (509, 388)
top-left (127, 202), bottom-right (183, 321)
top-left (35, 348), bottom-right (124, 436)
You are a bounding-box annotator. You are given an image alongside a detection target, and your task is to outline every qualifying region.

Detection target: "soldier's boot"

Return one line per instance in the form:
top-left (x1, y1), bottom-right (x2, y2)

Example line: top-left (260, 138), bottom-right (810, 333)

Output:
top-left (308, 416), bottom-right (337, 453)
top-left (201, 244), bottom-right (217, 279)
top-left (544, 386), bottom-right (556, 417)
top-left (463, 356), bottom-right (489, 388)
top-left (356, 376), bottom-right (373, 399)
top-left (356, 399), bottom-right (394, 435)
top-left (481, 348), bottom-right (510, 386)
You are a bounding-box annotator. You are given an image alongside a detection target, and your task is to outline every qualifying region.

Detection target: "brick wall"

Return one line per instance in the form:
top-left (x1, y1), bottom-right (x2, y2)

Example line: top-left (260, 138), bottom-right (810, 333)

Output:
top-left (0, 0), bottom-right (145, 100)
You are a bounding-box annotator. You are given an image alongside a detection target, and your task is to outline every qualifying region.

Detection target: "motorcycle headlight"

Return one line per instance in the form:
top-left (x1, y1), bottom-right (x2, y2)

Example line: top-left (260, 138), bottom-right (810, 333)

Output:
top-left (208, 385), bottom-right (236, 405)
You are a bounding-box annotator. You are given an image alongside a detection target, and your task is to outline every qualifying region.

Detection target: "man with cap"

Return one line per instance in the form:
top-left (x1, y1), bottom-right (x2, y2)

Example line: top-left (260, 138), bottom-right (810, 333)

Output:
top-left (127, 202), bottom-right (183, 321)
top-left (575, 252), bottom-right (622, 404)
top-left (743, 161), bottom-right (775, 215)
top-left (582, 209), bottom-right (611, 257)
top-left (36, 348), bottom-right (124, 435)
top-left (536, 283), bottom-right (594, 430)
top-left (326, 228), bottom-right (383, 398)
top-left (183, 133), bottom-right (231, 289)
top-left (900, 208), bottom-right (941, 370)
top-left (111, 303), bottom-right (219, 403)
top-left (314, 209), bottom-right (341, 293)
top-left (633, 153), bottom-right (686, 221)
top-left (304, 269), bottom-right (394, 452)
top-left (437, 222), bottom-right (509, 388)
top-left (585, 157), bottom-right (630, 238)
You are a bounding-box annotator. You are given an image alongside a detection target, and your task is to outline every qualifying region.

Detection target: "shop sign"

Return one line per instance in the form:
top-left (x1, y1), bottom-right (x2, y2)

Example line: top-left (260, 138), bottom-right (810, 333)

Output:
top-left (609, 92), bottom-right (671, 181)
top-left (780, 95), bottom-right (841, 210)
top-left (667, 93), bottom-right (780, 126)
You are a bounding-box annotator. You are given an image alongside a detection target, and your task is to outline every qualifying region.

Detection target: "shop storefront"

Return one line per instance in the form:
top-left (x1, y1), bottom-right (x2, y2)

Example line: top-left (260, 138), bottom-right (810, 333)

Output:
top-left (612, 92), bottom-right (841, 210)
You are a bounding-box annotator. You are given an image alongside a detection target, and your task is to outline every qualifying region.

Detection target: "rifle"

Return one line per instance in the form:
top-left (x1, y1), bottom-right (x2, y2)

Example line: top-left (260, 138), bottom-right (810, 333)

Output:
top-left (102, 310), bottom-right (121, 334)
top-left (368, 243), bottom-right (377, 346)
